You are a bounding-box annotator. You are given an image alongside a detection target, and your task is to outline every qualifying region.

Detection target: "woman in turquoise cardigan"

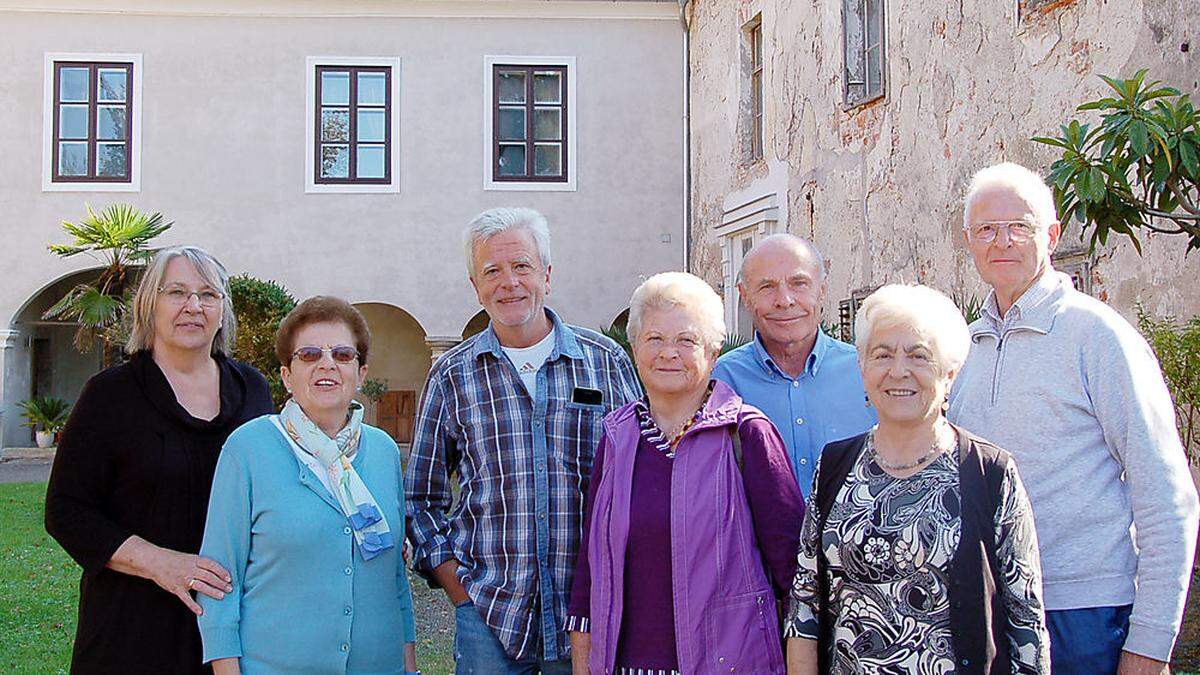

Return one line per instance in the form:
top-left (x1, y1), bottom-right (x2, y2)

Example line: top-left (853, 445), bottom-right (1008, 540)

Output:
top-left (198, 296), bottom-right (419, 674)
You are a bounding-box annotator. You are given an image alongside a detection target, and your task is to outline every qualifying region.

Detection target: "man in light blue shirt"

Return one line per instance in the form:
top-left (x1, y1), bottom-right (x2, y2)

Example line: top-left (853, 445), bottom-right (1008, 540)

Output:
top-left (713, 234), bottom-right (875, 494)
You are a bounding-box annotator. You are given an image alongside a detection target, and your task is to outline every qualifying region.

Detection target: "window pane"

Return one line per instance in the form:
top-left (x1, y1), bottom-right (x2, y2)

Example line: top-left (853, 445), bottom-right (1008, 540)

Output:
top-left (97, 105), bottom-right (127, 140)
top-left (865, 0), bottom-right (882, 47)
top-left (843, 0), bottom-right (866, 88)
top-left (534, 107), bottom-right (561, 141)
top-left (59, 67), bottom-right (89, 102)
top-left (533, 72), bottom-right (561, 103)
top-left (534, 143), bottom-right (562, 177)
top-left (58, 142), bottom-right (88, 176)
top-left (321, 71), bottom-right (350, 105)
top-left (96, 142), bottom-right (127, 177)
top-left (357, 144), bottom-right (386, 178)
top-left (98, 68), bottom-right (127, 102)
top-left (321, 109), bottom-right (349, 142)
top-left (498, 107), bottom-right (526, 141)
top-left (357, 109), bottom-right (386, 142)
top-left (59, 104), bottom-right (89, 140)
top-left (358, 72), bottom-right (387, 106)
top-left (320, 144), bottom-right (349, 178)
top-left (497, 71), bottom-right (526, 104)
top-left (498, 144), bottom-right (526, 176)
top-left (866, 46), bottom-right (883, 98)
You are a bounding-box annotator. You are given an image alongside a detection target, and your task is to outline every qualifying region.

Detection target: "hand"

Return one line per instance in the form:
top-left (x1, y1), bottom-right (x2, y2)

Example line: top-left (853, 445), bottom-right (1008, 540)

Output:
top-left (786, 637), bottom-right (819, 675)
top-left (146, 548), bottom-right (232, 616)
top-left (570, 632), bottom-right (591, 675)
top-left (404, 641), bottom-right (418, 672)
top-left (402, 538), bottom-right (413, 565)
top-left (431, 560), bottom-right (469, 606)
top-left (1117, 651), bottom-right (1169, 675)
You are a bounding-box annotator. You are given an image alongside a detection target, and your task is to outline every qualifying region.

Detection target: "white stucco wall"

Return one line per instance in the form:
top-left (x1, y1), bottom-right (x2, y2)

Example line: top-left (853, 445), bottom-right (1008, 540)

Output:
top-left (686, 0), bottom-right (1200, 328)
top-left (0, 0), bottom-right (685, 444)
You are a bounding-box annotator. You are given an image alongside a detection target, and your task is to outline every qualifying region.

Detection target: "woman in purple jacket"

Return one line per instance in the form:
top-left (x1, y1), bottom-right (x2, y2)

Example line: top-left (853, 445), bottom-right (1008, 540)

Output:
top-left (566, 272), bottom-right (804, 675)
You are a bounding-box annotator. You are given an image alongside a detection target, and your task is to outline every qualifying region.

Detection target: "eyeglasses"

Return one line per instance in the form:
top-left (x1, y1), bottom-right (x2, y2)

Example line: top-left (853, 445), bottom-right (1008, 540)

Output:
top-left (158, 286), bottom-right (224, 308)
top-left (291, 346), bottom-right (360, 364)
top-left (968, 220), bottom-right (1040, 244)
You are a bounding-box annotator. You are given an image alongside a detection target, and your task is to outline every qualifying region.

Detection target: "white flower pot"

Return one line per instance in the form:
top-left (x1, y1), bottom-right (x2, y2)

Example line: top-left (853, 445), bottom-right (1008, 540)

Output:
top-left (35, 430), bottom-right (55, 448)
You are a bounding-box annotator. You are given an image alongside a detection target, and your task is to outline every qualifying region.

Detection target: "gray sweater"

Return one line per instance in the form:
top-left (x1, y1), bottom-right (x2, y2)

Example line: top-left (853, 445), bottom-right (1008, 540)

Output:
top-left (948, 270), bottom-right (1199, 662)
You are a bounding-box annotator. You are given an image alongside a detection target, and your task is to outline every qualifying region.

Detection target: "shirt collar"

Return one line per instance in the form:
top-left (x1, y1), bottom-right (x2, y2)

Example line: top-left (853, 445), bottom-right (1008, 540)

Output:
top-left (750, 329), bottom-right (830, 379)
top-left (978, 268), bottom-right (1067, 337)
top-left (471, 307), bottom-right (583, 362)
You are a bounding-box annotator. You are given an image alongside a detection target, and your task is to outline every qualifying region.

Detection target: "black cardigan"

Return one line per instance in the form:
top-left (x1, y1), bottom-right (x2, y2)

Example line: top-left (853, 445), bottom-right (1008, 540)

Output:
top-left (44, 351), bottom-right (272, 674)
top-left (813, 424), bottom-right (1012, 675)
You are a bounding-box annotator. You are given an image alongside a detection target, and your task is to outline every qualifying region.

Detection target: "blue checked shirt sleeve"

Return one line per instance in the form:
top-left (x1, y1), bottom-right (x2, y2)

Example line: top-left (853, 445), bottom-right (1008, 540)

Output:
top-left (404, 377), bottom-right (461, 578)
top-left (611, 347), bottom-right (643, 406)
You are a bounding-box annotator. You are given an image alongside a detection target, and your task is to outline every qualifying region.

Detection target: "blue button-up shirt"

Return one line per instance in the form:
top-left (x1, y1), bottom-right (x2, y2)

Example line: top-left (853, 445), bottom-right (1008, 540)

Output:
top-left (405, 309), bottom-right (641, 662)
top-left (712, 330), bottom-right (876, 494)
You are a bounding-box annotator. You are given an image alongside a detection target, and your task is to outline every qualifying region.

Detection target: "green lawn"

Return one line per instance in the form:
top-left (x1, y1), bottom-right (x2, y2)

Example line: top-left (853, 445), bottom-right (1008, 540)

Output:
top-left (0, 482), bottom-right (455, 673)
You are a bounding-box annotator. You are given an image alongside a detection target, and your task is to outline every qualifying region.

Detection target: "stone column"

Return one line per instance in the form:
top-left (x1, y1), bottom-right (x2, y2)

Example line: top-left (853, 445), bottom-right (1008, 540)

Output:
top-left (424, 335), bottom-right (462, 365)
top-left (0, 329), bottom-right (21, 448)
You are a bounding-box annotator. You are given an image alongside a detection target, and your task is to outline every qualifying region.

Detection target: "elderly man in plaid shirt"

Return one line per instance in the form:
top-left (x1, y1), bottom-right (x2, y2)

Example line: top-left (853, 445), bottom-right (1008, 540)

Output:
top-left (406, 207), bottom-right (641, 674)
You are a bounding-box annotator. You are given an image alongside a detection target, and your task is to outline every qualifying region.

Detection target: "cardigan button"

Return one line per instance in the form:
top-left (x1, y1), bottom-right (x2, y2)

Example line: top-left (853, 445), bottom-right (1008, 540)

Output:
top-left (961, 658), bottom-right (969, 666)
top-left (341, 643), bottom-right (349, 652)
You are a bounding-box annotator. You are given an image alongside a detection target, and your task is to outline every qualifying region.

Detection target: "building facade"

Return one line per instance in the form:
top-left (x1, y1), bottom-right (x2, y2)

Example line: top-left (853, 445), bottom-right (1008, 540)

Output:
top-left (0, 0), bottom-right (686, 445)
top-left (683, 0), bottom-right (1200, 341)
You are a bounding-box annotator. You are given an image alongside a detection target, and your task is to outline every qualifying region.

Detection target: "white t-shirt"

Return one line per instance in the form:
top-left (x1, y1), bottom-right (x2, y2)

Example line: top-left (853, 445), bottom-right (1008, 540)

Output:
top-left (501, 328), bottom-right (556, 399)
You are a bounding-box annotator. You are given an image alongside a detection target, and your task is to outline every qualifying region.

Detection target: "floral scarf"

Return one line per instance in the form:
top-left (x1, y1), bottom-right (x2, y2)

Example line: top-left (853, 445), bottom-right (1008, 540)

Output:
top-left (279, 398), bottom-right (394, 561)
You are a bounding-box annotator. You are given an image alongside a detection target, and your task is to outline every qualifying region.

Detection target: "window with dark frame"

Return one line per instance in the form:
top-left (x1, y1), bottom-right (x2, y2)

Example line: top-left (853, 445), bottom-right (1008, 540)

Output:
top-left (749, 19), bottom-right (764, 161)
top-left (52, 61), bottom-right (133, 183)
top-left (492, 64), bottom-right (568, 182)
top-left (315, 65), bottom-right (391, 184)
top-left (843, 0), bottom-right (886, 107)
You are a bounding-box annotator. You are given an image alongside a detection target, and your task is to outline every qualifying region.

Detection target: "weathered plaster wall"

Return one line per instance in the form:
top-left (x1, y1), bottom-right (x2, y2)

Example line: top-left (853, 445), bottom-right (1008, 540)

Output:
top-left (687, 0), bottom-right (1200, 324)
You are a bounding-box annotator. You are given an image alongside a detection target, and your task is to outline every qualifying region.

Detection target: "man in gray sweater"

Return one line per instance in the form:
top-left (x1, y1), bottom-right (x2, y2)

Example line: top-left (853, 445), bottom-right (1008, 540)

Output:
top-left (949, 162), bottom-right (1199, 675)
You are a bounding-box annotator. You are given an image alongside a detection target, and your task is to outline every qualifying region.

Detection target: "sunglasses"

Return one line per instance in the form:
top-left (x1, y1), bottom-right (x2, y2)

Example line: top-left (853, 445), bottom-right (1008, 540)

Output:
top-left (291, 346), bottom-right (360, 364)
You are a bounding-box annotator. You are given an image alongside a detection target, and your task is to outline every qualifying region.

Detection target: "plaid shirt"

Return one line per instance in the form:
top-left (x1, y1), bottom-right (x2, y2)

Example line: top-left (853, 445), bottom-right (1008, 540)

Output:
top-left (405, 309), bottom-right (641, 661)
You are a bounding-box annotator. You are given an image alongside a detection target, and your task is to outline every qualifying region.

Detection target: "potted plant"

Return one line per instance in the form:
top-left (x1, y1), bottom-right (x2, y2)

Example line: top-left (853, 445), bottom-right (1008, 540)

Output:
top-left (18, 396), bottom-right (71, 448)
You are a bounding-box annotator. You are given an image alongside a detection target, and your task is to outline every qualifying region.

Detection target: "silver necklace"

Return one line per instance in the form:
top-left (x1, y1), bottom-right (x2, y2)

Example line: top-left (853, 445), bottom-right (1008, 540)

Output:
top-left (872, 428), bottom-right (949, 471)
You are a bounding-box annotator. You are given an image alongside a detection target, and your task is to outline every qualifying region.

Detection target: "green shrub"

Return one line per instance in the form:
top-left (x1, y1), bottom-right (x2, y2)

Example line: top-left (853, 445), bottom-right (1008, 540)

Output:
top-left (229, 274), bottom-right (296, 408)
top-left (1137, 305), bottom-right (1199, 466)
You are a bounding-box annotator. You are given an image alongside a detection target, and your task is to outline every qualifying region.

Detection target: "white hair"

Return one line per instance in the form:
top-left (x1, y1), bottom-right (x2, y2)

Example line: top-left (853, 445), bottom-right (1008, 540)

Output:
top-left (463, 207), bottom-right (552, 278)
top-left (127, 245), bottom-right (236, 356)
top-left (627, 272), bottom-right (725, 352)
top-left (854, 284), bottom-right (969, 376)
top-left (963, 162), bottom-right (1058, 230)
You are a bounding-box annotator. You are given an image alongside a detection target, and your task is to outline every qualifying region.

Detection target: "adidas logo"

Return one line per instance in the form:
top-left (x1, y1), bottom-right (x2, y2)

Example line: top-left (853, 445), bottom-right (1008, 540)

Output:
top-left (519, 362), bottom-right (537, 374)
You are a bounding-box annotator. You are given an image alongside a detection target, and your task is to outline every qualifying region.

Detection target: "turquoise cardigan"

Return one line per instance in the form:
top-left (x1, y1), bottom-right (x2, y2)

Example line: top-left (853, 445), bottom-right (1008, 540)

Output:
top-left (198, 415), bottom-right (417, 673)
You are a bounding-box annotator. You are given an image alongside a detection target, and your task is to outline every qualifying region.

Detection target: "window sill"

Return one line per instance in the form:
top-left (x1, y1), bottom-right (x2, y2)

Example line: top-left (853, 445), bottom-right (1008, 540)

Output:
top-left (841, 92), bottom-right (886, 113)
top-left (42, 180), bottom-right (139, 193)
top-left (305, 182), bottom-right (399, 194)
top-left (484, 178), bottom-right (576, 192)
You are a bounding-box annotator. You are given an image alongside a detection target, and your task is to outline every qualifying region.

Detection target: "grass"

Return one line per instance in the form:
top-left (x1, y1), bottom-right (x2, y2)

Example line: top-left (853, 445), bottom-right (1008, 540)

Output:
top-left (2, 481), bottom-right (1197, 674)
top-left (0, 482), bottom-right (456, 673)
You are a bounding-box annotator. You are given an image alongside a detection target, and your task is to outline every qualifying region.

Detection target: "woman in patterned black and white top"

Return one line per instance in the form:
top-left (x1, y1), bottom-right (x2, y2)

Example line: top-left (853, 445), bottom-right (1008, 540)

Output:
top-left (784, 284), bottom-right (1049, 675)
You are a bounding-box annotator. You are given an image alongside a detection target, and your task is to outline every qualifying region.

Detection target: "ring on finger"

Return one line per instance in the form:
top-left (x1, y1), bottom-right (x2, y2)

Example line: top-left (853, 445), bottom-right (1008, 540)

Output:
top-left (187, 578), bottom-right (196, 589)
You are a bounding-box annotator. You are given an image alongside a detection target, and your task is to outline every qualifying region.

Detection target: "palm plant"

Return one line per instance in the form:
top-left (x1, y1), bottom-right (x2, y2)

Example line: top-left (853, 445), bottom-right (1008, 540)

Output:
top-left (18, 396), bottom-right (71, 432)
top-left (44, 204), bottom-right (172, 356)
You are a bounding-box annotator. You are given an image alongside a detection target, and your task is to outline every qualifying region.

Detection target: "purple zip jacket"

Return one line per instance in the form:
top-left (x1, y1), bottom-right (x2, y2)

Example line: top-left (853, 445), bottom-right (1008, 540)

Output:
top-left (586, 380), bottom-right (794, 674)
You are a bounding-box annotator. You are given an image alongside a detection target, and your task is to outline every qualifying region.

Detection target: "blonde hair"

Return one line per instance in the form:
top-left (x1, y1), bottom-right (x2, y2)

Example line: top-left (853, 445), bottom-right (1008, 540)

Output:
top-left (854, 284), bottom-right (969, 376)
top-left (963, 162), bottom-right (1058, 230)
top-left (627, 272), bottom-right (725, 352)
top-left (126, 246), bottom-right (236, 356)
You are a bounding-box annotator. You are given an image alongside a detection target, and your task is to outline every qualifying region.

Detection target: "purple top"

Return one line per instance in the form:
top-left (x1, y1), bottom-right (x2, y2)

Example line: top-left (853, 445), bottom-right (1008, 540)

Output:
top-left (566, 411), bottom-right (802, 670)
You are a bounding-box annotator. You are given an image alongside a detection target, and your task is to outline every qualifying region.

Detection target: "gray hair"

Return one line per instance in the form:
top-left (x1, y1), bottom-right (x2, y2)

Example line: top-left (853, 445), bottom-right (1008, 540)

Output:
top-left (963, 162), bottom-right (1058, 230)
top-left (627, 272), bottom-right (726, 352)
top-left (853, 284), bottom-right (969, 376)
top-left (736, 233), bottom-right (827, 285)
top-left (463, 207), bottom-right (552, 278)
top-left (127, 245), bottom-right (236, 356)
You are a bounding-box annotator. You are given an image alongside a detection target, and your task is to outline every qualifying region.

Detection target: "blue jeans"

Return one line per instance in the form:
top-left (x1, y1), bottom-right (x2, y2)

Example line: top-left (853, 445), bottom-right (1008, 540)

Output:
top-left (1046, 605), bottom-right (1132, 675)
top-left (454, 602), bottom-right (572, 675)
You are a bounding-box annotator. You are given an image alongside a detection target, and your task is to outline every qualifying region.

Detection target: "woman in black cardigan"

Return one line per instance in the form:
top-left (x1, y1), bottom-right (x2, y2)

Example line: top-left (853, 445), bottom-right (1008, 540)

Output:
top-left (45, 246), bottom-right (272, 674)
top-left (784, 284), bottom-right (1049, 675)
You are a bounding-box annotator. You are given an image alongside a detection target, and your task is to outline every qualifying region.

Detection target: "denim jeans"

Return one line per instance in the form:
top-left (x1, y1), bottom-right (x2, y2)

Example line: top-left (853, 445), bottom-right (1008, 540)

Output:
top-left (1046, 604), bottom-right (1133, 675)
top-left (454, 602), bottom-right (572, 675)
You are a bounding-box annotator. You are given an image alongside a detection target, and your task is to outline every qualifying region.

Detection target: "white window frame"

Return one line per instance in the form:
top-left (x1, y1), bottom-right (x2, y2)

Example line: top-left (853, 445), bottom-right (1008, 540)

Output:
top-left (483, 55), bottom-right (577, 192)
top-left (716, 192), bottom-right (781, 334)
top-left (305, 56), bottom-right (402, 194)
top-left (42, 52), bottom-right (143, 193)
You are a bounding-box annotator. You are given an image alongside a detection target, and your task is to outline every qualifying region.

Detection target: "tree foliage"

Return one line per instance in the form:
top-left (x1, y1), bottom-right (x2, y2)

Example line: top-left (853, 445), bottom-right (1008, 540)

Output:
top-left (1033, 69), bottom-right (1200, 253)
top-left (229, 274), bottom-right (296, 408)
top-left (1137, 305), bottom-right (1200, 467)
top-left (44, 203), bottom-right (172, 356)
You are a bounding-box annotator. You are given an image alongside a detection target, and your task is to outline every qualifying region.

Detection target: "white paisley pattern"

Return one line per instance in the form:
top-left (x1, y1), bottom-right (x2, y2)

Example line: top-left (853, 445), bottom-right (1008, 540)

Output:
top-left (783, 435), bottom-right (1050, 674)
